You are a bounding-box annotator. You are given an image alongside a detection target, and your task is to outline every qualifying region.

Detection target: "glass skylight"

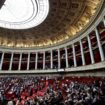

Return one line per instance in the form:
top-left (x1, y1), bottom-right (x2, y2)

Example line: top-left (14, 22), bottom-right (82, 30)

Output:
top-left (0, 0), bottom-right (49, 29)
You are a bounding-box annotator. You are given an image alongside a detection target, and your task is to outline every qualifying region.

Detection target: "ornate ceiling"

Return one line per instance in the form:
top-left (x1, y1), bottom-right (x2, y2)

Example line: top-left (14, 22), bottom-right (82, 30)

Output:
top-left (0, 0), bottom-right (103, 49)
top-left (0, 0), bottom-right (49, 29)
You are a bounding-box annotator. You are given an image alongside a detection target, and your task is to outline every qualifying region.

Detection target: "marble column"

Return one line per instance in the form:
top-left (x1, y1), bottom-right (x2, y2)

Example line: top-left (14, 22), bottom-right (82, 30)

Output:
top-left (72, 44), bottom-right (77, 67)
top-left (95, 28), bottom-right (104, 61)
top-left (35, 52), bottom-right (38, 70)
top-left (103, 17), bottom-right (105, 27)
top-left (80, 40), bottom-right (85, 65)
top-left (87, 35), bottom-right (95, 64)
top-left (18, 53), bottom-right (22, 70)
top-left (27, 52), bottom-right (30, 70)
top-left (65, 47), bottom-right (69, 68)
top-left (43, 52), bottom-right (45, 69)
top-left (58, 49), bottom-right (60, 69)
top-left (9, 52), bottom-right (14, 70)
top-left (0, 52), bottom-right (4, 70)
top-left (50, 50), bottom-right (53, 69)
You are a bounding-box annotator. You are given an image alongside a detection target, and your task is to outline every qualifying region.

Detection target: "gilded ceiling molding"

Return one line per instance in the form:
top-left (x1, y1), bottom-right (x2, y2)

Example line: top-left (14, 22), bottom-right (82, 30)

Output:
top-left (0, 0), bottom-right (104, 49)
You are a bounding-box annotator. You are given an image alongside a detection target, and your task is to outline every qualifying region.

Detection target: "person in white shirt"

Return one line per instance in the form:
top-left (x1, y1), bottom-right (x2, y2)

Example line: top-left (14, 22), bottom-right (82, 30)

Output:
top-left (7, 100), bottom-right (13, 105)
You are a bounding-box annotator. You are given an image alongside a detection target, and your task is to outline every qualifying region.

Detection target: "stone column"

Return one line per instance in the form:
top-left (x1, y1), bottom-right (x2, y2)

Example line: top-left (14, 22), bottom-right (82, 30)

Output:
top-left (80, 40), bottom-right (85, 65)
top-left (50, 50), bottom-right (53, 69)
top-left (87, 35), bottom-right (95, 64)
top-left (0, 52), bottom-right (4, 70)
top-left (18, 53), bottom-right (22, 70)
top-left (95, 28), bottom-right (104, 61)
top-left (58, 49), bottom-right (60, 69)
top-left (72, 44), bottom-right (77, 67)
top-left (9, 52), bottom-right (14, 70)
top-left (65, 47), bottom-right (69, 68)
top-left (35, 52), bottom-right (38, 70)
top-left (43, 52), bottom-right (45, 69)
top-left (27, 52), bottom-right (30, 70)
top-left (103, 17), bottom-right (105, 27)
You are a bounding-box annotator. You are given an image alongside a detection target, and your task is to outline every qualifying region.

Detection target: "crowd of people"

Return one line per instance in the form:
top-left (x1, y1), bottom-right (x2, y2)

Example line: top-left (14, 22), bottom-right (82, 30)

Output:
top-left (0, 76), bottom-right (105, 105)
